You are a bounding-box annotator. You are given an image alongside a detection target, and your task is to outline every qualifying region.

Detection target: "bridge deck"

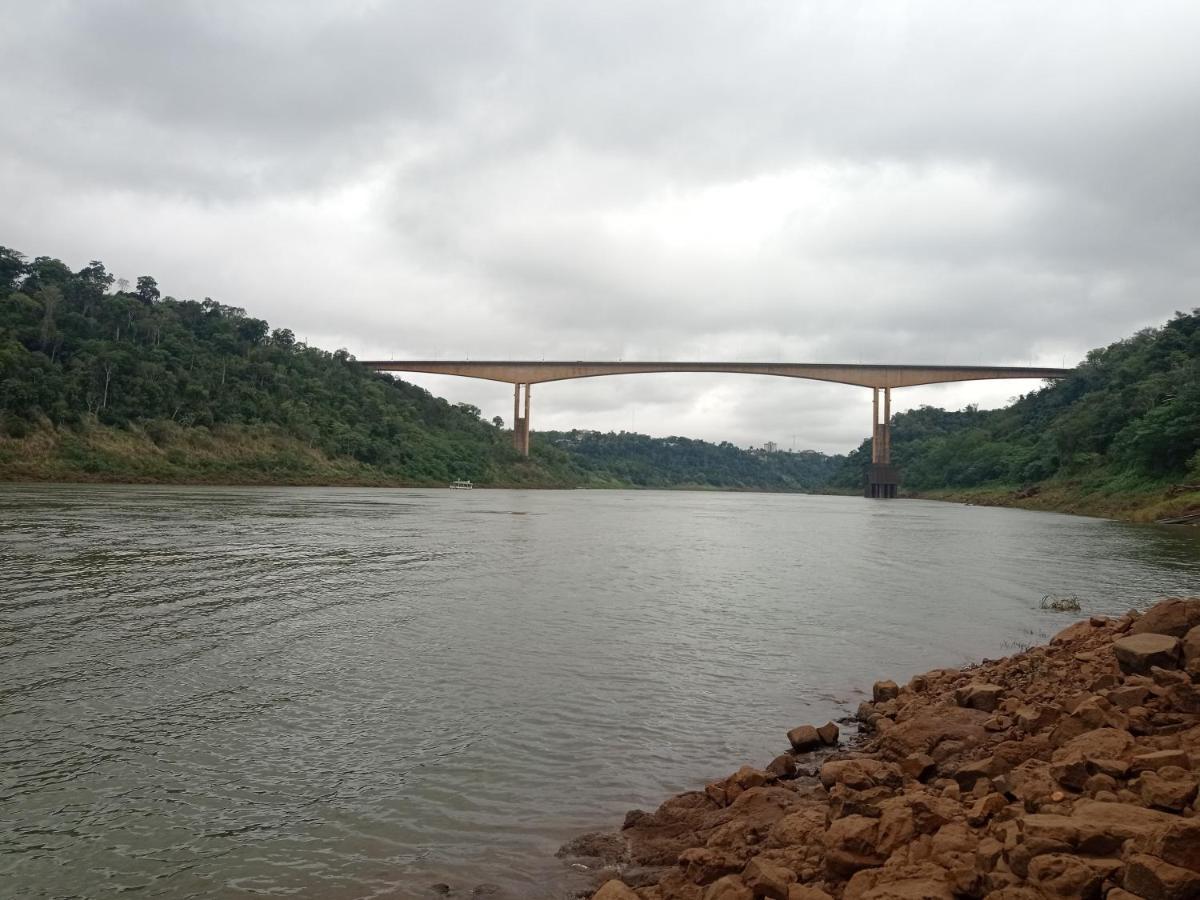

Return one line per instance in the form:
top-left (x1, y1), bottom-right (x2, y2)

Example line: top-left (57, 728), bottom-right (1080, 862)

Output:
top-left (360, 360), bottom-right (1072, 389)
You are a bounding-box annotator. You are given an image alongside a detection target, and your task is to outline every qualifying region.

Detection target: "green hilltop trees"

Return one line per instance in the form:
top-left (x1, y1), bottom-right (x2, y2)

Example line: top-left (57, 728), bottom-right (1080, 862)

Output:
top-left (832, 310), bottom-right (1200, 495)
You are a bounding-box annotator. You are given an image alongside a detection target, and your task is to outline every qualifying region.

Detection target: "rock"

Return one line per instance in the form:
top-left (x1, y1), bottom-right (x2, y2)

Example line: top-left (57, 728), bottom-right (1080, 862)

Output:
top-left (1049, 698), bottom-right (1130, 746)
top-left (901, 752), bottom-right (937, 782)
top-left (1183, 624), bottom-right (1200, 675)
top-left (823, 815), bottom-right (884, 877)
top-left (787, 888), bottom-right (834, 900)
top-left (1134, 768), bottom-right (1199, 811)
top-left (1136, 819), bottom-right (1200, 874)
top-left (702, 875), bottom-right (754, 900)
top-left (1123, 852), bottom-right (1200, 900)
top-left (592, 882), bottom-right (641, 900)
top-left (1131, 749), bottom-right (1192, 773)
top-left (967, 792), bottom-right (1007, 826)
top-left (731, 766), bottom-right (770, 792)
top-left (557, 831), bottom-right (629, 865)
top-left (1166, 683), bottom-right (1200, 714)
top-left (879, 705), bottom-right (989, 759)
top-left (429, 885), bottom-right (451, 896)
top-left (787, 725), bottom-right (822, 752)
top-left (1026, 853), bottom-right (1102, 899)
top-left (1107, 685), bottom-right (1151, 709)
top-left (1114, 632), bottom-right (1183, 674)
top-left (742, 857), bottom-right (795, 900)
top-left (951, 754), bottom-right (1010, 790)
top-left (873, 680), bottom-right (900, 702)
top-left (955, 683), bottom-right (1005, 712)
top-left (1018, 800), bottom-right (1180, 856)
top-left (766, 753), bottom-right (798, 779)
top-left (1129, 597), bottom-right (1200, 638)
top-left (1015, 704), bottom-right (1061, 732)
top-left (817, 722), bottom-right (840, 746)
top-left (818, 758), bottom-right (901, 790)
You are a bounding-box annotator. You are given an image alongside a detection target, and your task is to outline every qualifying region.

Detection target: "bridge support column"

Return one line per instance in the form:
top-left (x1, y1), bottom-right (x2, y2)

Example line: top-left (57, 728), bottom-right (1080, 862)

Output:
top-left (512, 383), bottom-right (532, 457)
top-left (866, 386), bottom-right (899, 498)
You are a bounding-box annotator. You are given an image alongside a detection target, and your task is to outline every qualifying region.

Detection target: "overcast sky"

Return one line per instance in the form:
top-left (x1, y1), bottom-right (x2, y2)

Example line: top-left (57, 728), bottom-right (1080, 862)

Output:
top-left (2, 1), bottom-right (1198, 451)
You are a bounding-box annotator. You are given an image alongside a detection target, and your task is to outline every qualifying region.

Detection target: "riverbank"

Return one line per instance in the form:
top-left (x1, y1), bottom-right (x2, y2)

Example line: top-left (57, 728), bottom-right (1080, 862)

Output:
top-left (564, 597), bottom-right (1200, 900)
top-left (916, 483), bottom-right (1200, 524)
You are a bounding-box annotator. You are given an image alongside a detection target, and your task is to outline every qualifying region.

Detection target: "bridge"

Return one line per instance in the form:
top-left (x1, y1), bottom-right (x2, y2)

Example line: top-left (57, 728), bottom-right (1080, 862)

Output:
top-left (360, 360), bottom-right (1073, 497)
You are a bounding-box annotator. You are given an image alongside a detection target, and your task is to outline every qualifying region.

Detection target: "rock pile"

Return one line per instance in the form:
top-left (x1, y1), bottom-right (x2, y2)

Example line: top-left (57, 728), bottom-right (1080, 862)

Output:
top-left (567, 597), bottom-right (1200, 900)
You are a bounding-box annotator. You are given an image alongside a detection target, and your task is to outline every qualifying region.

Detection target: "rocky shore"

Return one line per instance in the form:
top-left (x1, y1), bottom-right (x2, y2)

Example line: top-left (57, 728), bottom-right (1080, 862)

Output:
top-left (562, 597), bottom-right (1200, 900)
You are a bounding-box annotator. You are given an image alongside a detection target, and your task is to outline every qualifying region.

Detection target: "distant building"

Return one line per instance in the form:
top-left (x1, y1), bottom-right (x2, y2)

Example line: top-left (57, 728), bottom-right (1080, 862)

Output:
top-left (763, 441), bottom-right (778, 453)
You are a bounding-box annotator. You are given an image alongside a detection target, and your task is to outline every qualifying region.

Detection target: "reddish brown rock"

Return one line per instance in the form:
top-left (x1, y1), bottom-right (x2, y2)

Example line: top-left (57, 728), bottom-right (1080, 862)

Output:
top-left (1114, 633), bottom-right (1183, 674)
top-left (1129, 597), bottom-right (1200, 638)
top-left (816, 722), bottom-right (840, 746)
top-left (1134, 768), bottom-right (1199, 811)
top-left (787, 725), bottom-right (822, 753)
top-left (1131, 749), bottom-right (1192, 773)
top-left (591, 881), bottom-right (640, 900)
top-left (900, 752), bottom-right (936, 782)
top-left (702, 874), bottom-right (754, 900)
top-left (766, 753), bottom-right (798, 780)
top-left (1124, 852), bottom-right (1200, 900)
top-left (1136, 819), bottom-right (1200, 874)
top-left (1183, 624), bottom-right (1200, 675)
top-left (873, 680), bottom-right (900, 702)
top-left (1026, 853), bottom-right (1103, 899)
top-left (742, 856), bottom-right (795, 900)
top-left (787, 887), bottom-right (834, 900)
top-left (955, 683), bottom-right (1005, 712)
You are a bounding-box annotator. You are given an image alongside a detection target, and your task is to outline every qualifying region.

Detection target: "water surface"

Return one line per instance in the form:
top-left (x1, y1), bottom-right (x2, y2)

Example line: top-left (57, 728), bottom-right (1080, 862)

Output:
top-left (2, 486), bottom-right (1198, 898)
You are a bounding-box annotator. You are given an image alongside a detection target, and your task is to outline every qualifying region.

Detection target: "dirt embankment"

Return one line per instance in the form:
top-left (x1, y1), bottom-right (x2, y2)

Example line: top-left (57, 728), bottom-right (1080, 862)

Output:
top-left (563, 598), bottom-right (1200, 900)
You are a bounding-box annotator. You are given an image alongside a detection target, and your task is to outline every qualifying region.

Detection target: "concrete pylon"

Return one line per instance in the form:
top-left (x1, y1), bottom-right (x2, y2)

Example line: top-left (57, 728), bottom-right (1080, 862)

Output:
top-left (512, 382), bottom-right (531, 456)
top-left (866, 386), bottom-right (898, 498)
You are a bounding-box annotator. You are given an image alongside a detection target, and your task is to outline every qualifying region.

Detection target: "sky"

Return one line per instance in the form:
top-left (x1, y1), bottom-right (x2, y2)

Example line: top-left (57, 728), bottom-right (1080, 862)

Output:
top-left (2, 1), bottom-right (1198, 452)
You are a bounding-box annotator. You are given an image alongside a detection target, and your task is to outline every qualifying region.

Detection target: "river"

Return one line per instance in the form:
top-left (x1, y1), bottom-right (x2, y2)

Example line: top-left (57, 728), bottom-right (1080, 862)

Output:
top-left (2, 485), bottom-right (1198, 898)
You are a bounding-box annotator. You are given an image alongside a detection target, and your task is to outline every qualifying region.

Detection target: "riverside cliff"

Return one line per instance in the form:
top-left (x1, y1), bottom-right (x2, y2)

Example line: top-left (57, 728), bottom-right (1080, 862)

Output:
top-left (565, 598), bottom-right (1200, 900)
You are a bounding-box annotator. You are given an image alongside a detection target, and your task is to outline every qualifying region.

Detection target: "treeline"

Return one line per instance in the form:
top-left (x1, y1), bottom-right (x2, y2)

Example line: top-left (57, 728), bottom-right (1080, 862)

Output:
top-left (542, 430), bottom-right (840, 491)
top-left (830, 309), bottom-right (1200, 494)
top-left (0, 246), bottom-right (540, 484)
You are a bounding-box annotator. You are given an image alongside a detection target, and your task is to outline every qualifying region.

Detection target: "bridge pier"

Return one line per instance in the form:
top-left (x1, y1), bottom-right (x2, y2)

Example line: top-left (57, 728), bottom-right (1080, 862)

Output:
top-left (512, 383), bottom-right (531, 456)
top-left (866, 386), bottom-right (899, 498)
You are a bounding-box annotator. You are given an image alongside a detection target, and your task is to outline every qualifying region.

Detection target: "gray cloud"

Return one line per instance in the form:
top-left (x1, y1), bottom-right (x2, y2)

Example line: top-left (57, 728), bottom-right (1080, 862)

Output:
top-left (2, 0), bottom-right (1197, 450)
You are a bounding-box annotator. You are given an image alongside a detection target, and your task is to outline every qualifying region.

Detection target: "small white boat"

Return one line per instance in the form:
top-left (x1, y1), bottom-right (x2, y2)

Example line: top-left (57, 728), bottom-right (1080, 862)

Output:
top-left (449, 480), bottom-right (474, 490)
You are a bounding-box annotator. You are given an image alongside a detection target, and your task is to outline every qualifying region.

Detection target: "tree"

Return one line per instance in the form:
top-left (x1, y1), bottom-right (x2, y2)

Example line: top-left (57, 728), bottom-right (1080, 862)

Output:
top-left (135, 275), bottom-right (160, 304)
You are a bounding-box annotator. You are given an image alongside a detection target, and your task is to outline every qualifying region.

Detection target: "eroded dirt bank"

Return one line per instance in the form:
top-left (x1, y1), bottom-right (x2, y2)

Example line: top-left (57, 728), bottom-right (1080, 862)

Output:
top-left (562, 598), bottom-right (1200, 900)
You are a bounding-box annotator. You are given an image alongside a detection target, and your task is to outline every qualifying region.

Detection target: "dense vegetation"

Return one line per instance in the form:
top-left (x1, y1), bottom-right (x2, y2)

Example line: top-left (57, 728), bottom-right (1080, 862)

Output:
top-left (831, 310), bottom-right (1200, 513)
top-left (542, 430), bottom-right (838, 491)
top-left (0, 246), bottom-right (833, 491)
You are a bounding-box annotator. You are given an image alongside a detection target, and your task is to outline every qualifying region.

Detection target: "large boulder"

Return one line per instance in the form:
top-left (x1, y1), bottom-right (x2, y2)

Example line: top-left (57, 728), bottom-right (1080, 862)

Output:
top-left (1183, 625), bottom-right (1200, 676)
top-left (1129, 597), bottom-right (1200, 638)
top-left (954, 683), bottom-right (1005, 712)
top-left (1123, 853), bottom-right (1200, 900)
top-left (592, 881), bottom-right (640, 900)
top-left (1112, 633), bottom-right (1181, 674)
top-left (788, 725), bottom-right (822, 752)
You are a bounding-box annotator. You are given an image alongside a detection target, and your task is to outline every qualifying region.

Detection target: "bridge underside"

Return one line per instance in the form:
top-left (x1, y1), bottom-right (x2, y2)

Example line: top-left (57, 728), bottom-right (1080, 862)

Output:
top-left (361, 360), bottom-right (1071, 496)
top-left (360, 360), bottom-right (1070, 390)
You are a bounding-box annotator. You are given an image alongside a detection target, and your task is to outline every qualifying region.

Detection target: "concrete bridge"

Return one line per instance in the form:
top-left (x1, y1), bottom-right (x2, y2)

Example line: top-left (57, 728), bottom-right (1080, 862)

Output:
top-left (360, 360), bottom-right (1072, 497)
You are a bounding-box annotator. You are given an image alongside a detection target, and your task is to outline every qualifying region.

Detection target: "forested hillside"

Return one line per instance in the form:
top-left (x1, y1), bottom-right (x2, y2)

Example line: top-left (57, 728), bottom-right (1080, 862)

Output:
top-left (0, 246), bottom-right (833, 491)
top-left (832, 309), bottom-right (1200, 516)
top-left (542, 430), bottom-right (839, 491)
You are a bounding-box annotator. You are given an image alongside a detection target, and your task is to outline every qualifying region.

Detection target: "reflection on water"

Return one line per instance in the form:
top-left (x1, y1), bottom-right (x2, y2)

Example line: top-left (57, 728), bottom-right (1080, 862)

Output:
top-left (1, 485), bottom-right (1198, 898)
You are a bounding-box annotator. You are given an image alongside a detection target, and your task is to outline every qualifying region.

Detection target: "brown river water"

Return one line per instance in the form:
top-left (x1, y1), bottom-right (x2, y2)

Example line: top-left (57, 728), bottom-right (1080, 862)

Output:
top-left (2, 485), bottom-right (1199, 899)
